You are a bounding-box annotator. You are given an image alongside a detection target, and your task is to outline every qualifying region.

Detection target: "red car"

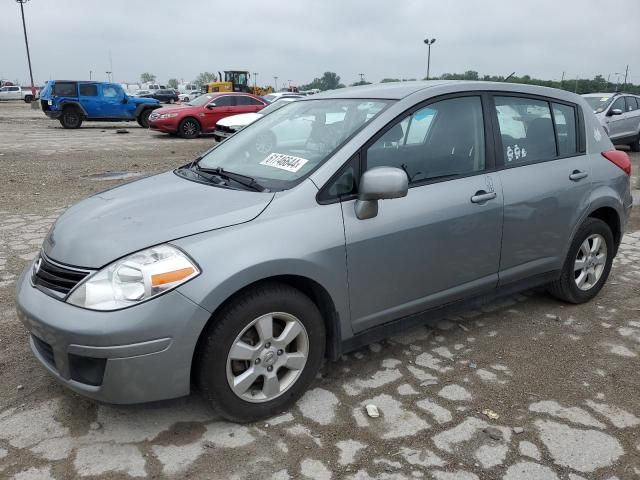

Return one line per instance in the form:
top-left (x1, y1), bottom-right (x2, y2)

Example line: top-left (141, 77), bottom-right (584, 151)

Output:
top-left (148, 92), bottom-right (267, 139)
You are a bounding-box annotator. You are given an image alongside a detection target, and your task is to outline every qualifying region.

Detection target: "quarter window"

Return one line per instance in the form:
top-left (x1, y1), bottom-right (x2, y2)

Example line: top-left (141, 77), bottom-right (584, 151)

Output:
top-left (53, 82), bottom-right (76, 96)
top-left (79, 84), bottom-right (98, 96)
top-left (494, 97), bottom-right (555, 164)
top-left (366, 96), bottom-right (485, 184)
top-left (552, 103), bottom-right (577, 156)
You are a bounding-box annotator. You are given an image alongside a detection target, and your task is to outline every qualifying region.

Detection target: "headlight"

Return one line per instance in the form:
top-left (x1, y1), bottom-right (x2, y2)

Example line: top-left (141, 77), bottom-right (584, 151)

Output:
top-left (159, 112), bottom-right (179, 119)
top-left (67, 244), bottom-right (199, 311)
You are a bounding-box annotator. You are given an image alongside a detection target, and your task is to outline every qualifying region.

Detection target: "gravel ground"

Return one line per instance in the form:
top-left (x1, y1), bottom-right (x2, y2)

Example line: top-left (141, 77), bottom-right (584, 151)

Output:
top-left (0, 101), bottom-right (639, 480)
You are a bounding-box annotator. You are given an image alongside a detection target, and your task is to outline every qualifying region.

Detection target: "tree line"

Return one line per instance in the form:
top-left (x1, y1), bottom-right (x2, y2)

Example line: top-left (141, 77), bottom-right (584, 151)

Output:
top-left (138, 70), bottom-right (639, 95)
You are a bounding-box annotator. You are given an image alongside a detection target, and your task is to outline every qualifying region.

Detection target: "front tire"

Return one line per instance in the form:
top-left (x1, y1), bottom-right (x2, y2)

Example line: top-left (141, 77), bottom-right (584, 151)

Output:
top-left (630, 135), bottom-right (640, 152)
top-left (178, 117), bottom-right (201, 139)
top-left (548, 218), bottom-right (614, 304)
top-left (197, 282), bottom-right (325, 422)
top-left (59, 108), bottom-right (83, 129)
top-left (137, 109), bottom-right (152, 128)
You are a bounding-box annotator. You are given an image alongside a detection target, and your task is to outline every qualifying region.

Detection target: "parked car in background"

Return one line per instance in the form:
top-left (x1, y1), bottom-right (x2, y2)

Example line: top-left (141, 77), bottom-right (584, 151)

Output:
top-left (178, 90), bottom-right (201, 103)
top-left (134, 90), bottom-right (153, 97)
top-left (140, 89), bottom-right (180, 104)
top-left (0, 85), bottom-right (38, 103)
top-left (17, 81), bottom-right (632, 422)
top-left (148, 92), bottom-right (267, 138)
top-left (213, 97), bottom-right (299, 141)
top-left (583, 92), bottom-right (640, 151)
top-left (262, 92), bottom-right (304, 103)
top-left (39, 80), bottom-right (161, 128)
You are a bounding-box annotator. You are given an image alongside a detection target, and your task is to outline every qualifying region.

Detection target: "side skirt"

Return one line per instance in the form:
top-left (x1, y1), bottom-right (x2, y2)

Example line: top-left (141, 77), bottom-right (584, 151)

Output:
top-left (334, 270), bottom-right (559, 359)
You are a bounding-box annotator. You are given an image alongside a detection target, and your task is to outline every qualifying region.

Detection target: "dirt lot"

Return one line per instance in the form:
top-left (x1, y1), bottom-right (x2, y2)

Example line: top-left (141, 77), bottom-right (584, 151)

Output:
top-left (0, 101), bottom-right (639, 480)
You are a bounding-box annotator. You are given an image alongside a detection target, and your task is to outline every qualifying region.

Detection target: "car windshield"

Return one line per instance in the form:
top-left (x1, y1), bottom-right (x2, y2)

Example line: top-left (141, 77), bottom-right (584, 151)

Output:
top-left (584, 96), bottom-right (613, 113)
top-left (187, 94), bottom-right (218, 106)
top-left (259, 98), bottom-right (298, 115)
top-left (197, 98), bottom-right (390, 190)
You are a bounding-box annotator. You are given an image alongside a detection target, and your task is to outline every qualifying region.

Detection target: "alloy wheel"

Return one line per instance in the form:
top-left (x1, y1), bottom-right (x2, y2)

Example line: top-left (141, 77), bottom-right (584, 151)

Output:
top-left (182, 121), bottom-right (197, 136)
top-left (226, 312), bottom-right (309, 403)
top-left (574, 233), bottom-right (607, 291)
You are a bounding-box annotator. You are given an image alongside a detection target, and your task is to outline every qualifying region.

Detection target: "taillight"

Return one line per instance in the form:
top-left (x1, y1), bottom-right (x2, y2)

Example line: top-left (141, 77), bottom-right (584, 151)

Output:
top-left (601, 150), bottom-right (631, 175)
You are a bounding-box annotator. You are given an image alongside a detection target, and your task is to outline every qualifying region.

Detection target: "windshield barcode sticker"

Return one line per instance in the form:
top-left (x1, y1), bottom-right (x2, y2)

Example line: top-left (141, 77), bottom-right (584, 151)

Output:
top-left (260, 153), bottom-right (309, 173)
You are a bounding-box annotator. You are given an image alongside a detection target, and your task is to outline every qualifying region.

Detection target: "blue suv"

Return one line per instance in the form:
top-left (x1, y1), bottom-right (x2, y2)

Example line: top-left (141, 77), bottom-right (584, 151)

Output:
top-left (40, 81), bottom-right (161, 129)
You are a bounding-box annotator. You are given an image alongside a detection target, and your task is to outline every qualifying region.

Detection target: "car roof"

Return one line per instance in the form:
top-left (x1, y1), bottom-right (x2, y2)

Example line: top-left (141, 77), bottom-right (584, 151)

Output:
top-left (310, 80), bottom-right (590, 101)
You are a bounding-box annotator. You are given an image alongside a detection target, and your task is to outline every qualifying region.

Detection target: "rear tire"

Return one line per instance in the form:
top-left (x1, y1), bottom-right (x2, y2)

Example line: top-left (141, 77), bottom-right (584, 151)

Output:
top-left (197, 282), bottom-right (325, 423)
top-left (59, 108), bottom-right (83, 129)
top-left (178, 117), bottom-right (201, 139)
top-left (168, 98), bottom-right (175, 104)
top-left (24, 95), bottom-right (33, 103)
top-left (137, 109), bottom-right (152, 128)
top-left (548, 218), bottom-right (614, 304)
top-left (630, 135), bottom-right (640, 152)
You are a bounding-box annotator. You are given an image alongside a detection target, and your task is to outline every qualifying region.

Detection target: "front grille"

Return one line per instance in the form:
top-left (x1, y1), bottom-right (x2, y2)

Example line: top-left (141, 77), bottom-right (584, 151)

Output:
top-left (32, 335), bottom-right (56, 369)
top-left (32, 254), bottom-right (92, 296)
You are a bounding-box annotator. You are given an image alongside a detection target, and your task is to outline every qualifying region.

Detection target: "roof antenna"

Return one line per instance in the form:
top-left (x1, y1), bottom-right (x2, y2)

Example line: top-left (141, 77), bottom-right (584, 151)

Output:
top-left (503, 72), bottom-right (516, 82)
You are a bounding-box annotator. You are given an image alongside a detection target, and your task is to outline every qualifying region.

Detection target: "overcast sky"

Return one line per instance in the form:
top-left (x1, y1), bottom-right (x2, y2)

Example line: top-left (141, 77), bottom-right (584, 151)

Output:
top-left (1, 0), bottom-right (638, 87)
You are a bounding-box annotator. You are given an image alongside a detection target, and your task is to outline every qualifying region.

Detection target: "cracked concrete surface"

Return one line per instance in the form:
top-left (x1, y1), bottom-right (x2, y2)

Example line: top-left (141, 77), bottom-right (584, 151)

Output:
top-left (1, 103), bottom-right (640, 479)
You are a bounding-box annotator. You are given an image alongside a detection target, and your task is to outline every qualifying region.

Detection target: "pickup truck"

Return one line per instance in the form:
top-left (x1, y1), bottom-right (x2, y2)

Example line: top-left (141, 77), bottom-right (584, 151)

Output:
top-left (0, 85), bottom-right (37, 103)
top-left (39, 80), bottom-right (161, 129)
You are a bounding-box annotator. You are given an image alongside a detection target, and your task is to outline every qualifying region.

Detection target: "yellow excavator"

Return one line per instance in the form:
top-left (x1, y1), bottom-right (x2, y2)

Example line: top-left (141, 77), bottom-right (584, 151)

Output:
top-left (201, 71), bottom-right (273, 96)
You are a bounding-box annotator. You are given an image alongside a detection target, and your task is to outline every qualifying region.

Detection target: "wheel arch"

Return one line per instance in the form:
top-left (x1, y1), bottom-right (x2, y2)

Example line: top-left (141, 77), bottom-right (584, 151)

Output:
top-left (190, 274), bottom-right (342, 385)
top-left (59, 100), bottom-right (87, 116)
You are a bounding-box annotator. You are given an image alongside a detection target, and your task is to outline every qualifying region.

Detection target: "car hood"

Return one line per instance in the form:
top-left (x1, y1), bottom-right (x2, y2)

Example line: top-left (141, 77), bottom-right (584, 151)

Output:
top-left (217, 112), bottom-right (263, 127)
top-left (153, 104), bottom-right (197, 115)
top-left (43, 171), bottom-right (274, 268)
top-left (131, 96), bottom-right (160, 105)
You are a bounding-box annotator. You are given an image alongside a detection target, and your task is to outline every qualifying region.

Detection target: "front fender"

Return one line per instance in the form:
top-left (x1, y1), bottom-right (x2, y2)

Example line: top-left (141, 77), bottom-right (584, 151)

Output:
top-left (134, 103), bottom-right (162, 117)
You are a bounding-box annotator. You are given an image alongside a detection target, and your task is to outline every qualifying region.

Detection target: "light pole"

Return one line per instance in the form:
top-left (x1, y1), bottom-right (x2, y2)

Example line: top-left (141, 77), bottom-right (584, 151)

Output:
top-left (253, 72), bottom-right (258, 91)
top-left (106, 71), bottom-right (112, 82)
top-left (16, 0), bottom-right (36, 98)
top-left (274, 76), bottom-right (279, 91)
top-left (423, 38), bottom-right (436, 80)
top-left (89, 70), bottom-right (92, 80)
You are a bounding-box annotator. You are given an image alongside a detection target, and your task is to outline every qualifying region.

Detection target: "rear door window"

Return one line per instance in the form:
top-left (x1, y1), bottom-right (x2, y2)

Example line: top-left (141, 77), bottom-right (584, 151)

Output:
top-left (625, 97), bottom-right (639, 112)
top-left (237, 96), bottom-right (264, 106)
top-left (551, 103), bottom-right (577, 156)
top-left (494, 97), bottom-right (556, 164)
top-left (79, 84), bottom-right (98, 96)
top-left (53, 82), bottom-right (77, 97)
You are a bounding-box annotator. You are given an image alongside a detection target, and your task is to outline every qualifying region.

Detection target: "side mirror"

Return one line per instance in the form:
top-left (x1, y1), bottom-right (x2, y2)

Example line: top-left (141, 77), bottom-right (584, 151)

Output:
top-left (355, 167), bottom-right (408, 220)
top-left (206, 103), bottom-right (216, 109)
top-left (609, 108), bottom-right (623, 116)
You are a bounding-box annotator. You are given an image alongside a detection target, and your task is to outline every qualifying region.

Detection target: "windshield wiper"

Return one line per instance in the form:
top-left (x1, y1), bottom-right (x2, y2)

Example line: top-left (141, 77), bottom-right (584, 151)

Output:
top-left (195, 165), bottom-right (267, 192)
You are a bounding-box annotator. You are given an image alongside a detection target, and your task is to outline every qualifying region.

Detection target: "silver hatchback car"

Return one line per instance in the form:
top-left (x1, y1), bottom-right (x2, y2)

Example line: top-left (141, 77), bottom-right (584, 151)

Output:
top-left (17, 81), bottom-right (633, 422)
top-left (583, 92), bottom-right (640, 151)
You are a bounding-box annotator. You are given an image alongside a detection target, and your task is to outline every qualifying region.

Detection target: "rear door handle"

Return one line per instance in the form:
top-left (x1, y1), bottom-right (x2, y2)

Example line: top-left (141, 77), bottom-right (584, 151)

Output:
top-left (569, 170), bottom-right (589, 181)
top-left (470, 191), bottom-right (497, 204)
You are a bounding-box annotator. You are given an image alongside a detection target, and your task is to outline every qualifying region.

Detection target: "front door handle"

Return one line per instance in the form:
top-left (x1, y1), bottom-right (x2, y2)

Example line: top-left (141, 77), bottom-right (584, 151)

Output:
top-left (569, 170), bottom-right (589, 181)
top-left (470, 191), bottom-right (497, 204)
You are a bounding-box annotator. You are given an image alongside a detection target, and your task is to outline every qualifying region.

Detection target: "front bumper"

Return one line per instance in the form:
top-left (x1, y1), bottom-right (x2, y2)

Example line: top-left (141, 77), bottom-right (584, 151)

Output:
top-left (149, 119), bottom-right (179, 133)
top-left (212, 128), bottom-right (236, 140)
top-left (16, 262), bottom-right (211, 404)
